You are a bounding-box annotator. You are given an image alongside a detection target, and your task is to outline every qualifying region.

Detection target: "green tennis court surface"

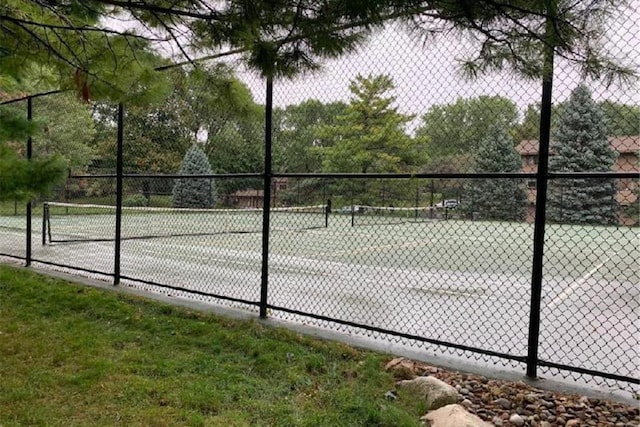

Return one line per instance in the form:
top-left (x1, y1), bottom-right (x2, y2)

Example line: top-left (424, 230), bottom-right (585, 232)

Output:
top-left (1, 212), bottom-right (638, 388)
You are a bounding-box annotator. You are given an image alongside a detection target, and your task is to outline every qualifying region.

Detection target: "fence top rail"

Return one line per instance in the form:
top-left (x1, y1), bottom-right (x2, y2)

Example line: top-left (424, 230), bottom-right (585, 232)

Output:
top-left (0, 89), bottom-right (69, 105)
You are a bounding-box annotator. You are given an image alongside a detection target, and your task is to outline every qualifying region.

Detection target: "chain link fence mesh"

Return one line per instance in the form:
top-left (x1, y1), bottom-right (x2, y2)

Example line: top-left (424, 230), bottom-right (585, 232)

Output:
top-left (1, 5), bottom-right (638, 394)
top-left (536, 2), bottom-right (639, 390)
top-left (31, 93), bottom-right (116, 276)
top-left (0, 98), bottom-right (28, 260)
top-left (266, 26), bottom-right (540, 372)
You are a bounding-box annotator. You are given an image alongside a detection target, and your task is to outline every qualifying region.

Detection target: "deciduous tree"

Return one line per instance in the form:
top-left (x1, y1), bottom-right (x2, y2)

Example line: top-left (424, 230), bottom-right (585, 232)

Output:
top-left (514, 100), bottom-right (639, 142)
top-left (416, 96), bottom-right (519, 172)
top-left (273, 100), bottom-right (348, 173)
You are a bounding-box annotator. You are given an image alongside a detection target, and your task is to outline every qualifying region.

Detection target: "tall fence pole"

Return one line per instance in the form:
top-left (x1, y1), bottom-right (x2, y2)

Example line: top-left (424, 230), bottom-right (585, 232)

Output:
top-left (25, 97), bottom-right (33, 266)
top-left (114, 103), bottom-right (124, 285)
top-left (527, 2), bottom-right (556, 379)
top-left (260, 75), bottom-right (274, 318)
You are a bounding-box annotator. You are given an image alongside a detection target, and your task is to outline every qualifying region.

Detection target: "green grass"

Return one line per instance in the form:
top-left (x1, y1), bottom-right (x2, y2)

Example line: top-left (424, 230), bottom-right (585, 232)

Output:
top-left (0, 265), bottom-right (423, 427)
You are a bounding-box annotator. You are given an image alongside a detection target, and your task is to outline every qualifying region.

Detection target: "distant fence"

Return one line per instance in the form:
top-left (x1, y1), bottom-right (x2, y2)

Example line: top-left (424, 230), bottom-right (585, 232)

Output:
top-left (1, 20), bottom-right (639, 395)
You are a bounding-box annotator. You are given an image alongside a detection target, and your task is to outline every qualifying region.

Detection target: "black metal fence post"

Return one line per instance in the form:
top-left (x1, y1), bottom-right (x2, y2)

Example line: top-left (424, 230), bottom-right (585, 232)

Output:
top-left (351, 205), bottom-right (355, 227)
top-left (527, 3), bottom-right (556, 378)
top-left (25, 97), bottom-right (33, 266)
top-left (325, 199), bottom-right (331, 227)
top-left (260, 76), bottom-right (274, 318)
top-left (42, 202), bottom-right (48, 246)
top-left (114, 103), bottom-right (124, 285)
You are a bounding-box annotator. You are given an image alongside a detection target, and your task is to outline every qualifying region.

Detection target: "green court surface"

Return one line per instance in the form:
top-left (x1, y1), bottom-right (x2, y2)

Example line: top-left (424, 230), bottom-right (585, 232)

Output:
top-left (1, 210), bottom-right (638, 389)
top-left (1, 210), bottom-right (637, 288)
top-left (1, 210), bottom-right (637, 297)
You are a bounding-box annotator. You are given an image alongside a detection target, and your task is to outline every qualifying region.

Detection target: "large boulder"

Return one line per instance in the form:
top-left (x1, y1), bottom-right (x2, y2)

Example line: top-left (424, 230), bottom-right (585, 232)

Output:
top-left (397, 376), bottom-right (460, 411)
top-left (420, 404), bottom-right (492, 427)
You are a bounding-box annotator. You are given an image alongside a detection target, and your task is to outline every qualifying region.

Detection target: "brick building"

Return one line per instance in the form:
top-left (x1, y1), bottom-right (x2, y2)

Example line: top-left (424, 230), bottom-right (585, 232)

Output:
top-left (224, 178), bottom-right (289, 208)
top-left (516, 136), bottom-right (639, 223)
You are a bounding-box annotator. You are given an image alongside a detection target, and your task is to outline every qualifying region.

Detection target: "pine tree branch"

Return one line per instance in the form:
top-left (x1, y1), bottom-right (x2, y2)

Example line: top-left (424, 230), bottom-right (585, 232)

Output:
top-left (0, 13), bottom-right (171, 42)
top-left (92, 0), bottom-right (224, 22)
top-left (155, 4), bottom-right (436, 71)
top-left (150, 10), bottom-right (197, 67)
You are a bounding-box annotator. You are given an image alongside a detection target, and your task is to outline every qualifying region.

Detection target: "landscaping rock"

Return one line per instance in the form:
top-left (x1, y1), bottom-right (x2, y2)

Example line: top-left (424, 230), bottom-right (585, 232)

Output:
top-left (384, 356), bottom-right (640, 427)
top-left (492, 398), bottom-right (512, 410)
top-left (420, 404), bottom-right (491, 427)
top-left (509, 413), bottom-right (525, 426)
top-left (461, 398), bottom-right (473, 408)
top-left (397, 376), bottom-right (460, 411)
top-left (385, 357), bottom-right (417, 380)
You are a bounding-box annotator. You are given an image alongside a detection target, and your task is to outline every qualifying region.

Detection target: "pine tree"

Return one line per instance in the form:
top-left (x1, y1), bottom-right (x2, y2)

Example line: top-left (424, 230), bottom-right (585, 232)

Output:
top-left (320, 74), bottom-right (415, 174)
top-left (464, 126), bottom-right (526, 221)
top-left (172, 145), bottom-right (216, 209)
top-left (548, 85), bottom-right (618, 225)
top-left (318, 74), bottom-right (419, 205)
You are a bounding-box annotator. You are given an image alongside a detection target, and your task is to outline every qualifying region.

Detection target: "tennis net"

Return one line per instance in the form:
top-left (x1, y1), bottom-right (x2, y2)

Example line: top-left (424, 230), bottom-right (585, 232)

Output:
top-left (43, 202), bottom-right (329, 244)
top-left (346, 205), bottom-right (436, 227)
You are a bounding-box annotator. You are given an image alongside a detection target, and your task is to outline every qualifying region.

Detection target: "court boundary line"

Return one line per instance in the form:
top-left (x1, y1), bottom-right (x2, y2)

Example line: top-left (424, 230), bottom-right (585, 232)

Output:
top-left (549, 259), bottom-right (609, 308)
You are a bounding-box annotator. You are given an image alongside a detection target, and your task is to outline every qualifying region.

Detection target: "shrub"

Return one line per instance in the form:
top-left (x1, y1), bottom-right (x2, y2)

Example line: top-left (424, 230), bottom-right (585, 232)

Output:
top-left (123, 194), bottom-right (148, 207)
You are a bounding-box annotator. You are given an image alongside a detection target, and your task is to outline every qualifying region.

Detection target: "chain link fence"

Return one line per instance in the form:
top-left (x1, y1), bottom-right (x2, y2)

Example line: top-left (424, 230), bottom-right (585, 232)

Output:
top-left (1, 7), bottom-right (638, 395)
top-left (0, 97), bottom-right (29, 260)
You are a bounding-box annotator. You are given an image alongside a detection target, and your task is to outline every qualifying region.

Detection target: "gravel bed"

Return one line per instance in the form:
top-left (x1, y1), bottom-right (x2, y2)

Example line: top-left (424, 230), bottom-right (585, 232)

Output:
top-left (387, 358), bottom-right (639, 426)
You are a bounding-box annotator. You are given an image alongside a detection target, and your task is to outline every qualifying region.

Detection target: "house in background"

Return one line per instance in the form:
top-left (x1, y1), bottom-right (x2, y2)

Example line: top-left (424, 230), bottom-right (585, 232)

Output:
top-left (516, 136), bottom-right (639, 224)
top-left (225, 178), bottom-right (289, 208)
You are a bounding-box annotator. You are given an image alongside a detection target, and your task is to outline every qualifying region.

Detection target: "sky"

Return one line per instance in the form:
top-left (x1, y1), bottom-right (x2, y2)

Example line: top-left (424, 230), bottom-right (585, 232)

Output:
top-left (248, 12), bottom-right (640, 115)
top-left (104, 1), bottom-right (640, 130)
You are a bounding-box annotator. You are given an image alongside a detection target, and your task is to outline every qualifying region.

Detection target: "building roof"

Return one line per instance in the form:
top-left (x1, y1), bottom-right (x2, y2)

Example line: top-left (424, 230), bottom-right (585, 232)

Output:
top-left (516, 136), bottom-right (640, 156)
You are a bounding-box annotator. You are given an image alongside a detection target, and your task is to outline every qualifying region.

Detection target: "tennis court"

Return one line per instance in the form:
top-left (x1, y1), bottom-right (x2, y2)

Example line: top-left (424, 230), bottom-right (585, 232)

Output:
top-left (1, 207), bottom-right (638, 387)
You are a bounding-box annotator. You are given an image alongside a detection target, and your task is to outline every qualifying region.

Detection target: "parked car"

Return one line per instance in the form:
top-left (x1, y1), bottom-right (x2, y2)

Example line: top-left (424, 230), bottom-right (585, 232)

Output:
top-left (339, 205), bottom-right (366, 214)
top-left (442, 199), bottom-right (458, 208)
top-left (338, 205), bottom-right (366, 213)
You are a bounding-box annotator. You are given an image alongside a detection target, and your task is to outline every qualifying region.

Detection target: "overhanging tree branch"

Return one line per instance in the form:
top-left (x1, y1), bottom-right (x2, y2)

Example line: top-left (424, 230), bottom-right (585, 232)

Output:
top-left (0, 13), bottom-right (171, 42)
top-left (93, 0), bottom-right (224, 22)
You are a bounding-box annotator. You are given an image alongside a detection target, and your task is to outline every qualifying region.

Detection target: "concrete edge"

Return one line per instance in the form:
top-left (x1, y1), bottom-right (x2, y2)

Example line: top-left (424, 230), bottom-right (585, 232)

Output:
top-left (4, 261), bottom-right (638, 406)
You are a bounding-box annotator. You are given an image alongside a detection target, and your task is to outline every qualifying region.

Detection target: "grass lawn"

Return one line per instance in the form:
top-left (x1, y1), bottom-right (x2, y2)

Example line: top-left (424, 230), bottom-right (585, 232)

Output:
top-left (0, 265), bottom-right (424, 427)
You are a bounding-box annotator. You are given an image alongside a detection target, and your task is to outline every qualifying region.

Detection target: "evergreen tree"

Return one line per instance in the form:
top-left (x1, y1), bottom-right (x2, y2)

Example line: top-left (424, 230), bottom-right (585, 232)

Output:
top-left (464, 126), bottom-right (526, 221)
top-left (172, 145), bottom-right (216, 209)
top-left (320, 74), bottom-right (416, 174)
top-left (318, 74), bottom-right (420, 205)
top-left (548, 85), bottom-right (618, 225)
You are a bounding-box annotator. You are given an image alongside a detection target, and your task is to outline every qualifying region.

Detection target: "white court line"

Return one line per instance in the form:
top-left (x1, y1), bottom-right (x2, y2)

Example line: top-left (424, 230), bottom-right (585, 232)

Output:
top-left (549, 259), bottom-right (609, 308)
top-left (548, 233), bottom-right (640, 309)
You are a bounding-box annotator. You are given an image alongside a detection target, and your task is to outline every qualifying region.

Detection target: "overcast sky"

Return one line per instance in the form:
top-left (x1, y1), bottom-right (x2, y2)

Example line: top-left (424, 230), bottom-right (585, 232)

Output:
top-left (105, 1), bottom-right (640, 128)
top-left (229, 1), bottom-right (639, 128)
